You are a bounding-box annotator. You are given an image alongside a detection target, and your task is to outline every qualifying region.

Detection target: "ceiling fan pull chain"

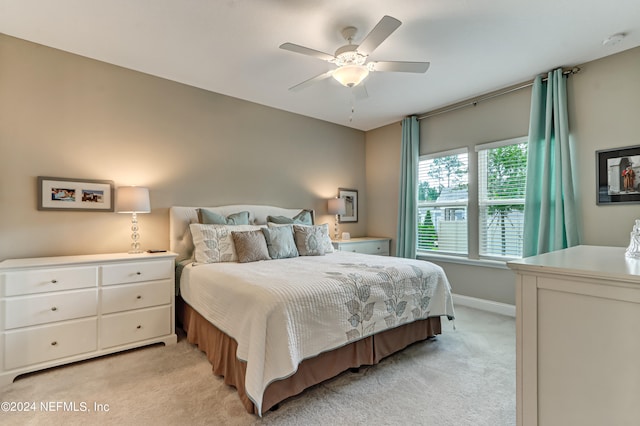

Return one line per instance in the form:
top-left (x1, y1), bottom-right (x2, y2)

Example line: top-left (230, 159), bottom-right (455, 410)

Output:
top-left (349, 95), bottom-right (355, 122)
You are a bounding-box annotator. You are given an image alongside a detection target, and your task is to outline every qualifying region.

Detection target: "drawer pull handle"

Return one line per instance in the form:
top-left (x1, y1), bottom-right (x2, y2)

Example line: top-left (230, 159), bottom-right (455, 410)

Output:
top-left (51, 306), bottom-right (58, 311)
top-left (51, 341), bottom-right (58, 346)
top-left (136, 272), bottom-right (141, 275)
top-left (51, 279), bottom-right (58, 284)
top-left (136, 295), bottom-right (142, 300)
top-left (136, 325), bottom-right (142, 329)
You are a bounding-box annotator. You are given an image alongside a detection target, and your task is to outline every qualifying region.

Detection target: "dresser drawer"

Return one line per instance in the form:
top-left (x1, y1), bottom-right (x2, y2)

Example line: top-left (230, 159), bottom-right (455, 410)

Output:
top-left (3, 266), bottom-right (97, 296)
top-left (336, 240), bottom-right (390, 255)
top-left (101, 306), bottom-right (171, 349)
top-left (101, 260), bottom-right (173, 286)
top-left (4, 318), bottom-right (97, 370)
top-left (354, 241), bottom-right (389, 255)
top-left (4, 289), bottom-right (97, 330)
top-left (102, 280), bottom-right (171, 314)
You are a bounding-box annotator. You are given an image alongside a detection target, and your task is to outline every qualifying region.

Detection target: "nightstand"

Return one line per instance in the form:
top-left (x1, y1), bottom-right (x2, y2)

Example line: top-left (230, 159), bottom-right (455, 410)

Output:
top-left (331, 237), bottom-right (391, 256)
top-left (0, 251), bottom-right (177, 387)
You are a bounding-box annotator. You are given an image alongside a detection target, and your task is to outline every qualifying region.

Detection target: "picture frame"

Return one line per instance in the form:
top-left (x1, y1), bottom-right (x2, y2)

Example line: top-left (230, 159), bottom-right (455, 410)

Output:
top-left (338, 188), bottom-right (358, 223)
top-left (38, 176), bottom-right (114, 211)
top-left (596, 145), bottom-right (640, 205)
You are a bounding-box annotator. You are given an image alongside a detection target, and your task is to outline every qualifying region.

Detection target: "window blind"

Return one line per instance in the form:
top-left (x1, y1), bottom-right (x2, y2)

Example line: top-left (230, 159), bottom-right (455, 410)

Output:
top-left (417, 149), bottom-right (469, 255)
top-left (477, 139), bottom-right (527, 258)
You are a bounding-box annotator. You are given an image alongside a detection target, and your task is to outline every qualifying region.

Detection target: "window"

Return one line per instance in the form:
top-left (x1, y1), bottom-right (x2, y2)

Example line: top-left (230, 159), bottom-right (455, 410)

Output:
top-left (477, 138), bottom-right (528, 258)
top-left (417, 148), bottom-right (469, 255)
top-left (416, 137), bottom-right (527, 260)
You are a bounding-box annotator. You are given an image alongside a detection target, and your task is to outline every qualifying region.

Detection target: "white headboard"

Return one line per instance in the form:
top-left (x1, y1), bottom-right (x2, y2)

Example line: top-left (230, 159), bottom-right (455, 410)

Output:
top-left (169, 205), bottom-right (313, 262)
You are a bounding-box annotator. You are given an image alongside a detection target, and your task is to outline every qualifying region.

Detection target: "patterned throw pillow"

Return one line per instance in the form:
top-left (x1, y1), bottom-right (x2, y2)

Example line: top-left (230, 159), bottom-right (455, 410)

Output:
top-left (274, 222), bottom-right (333, 254)
top-left (189, 224), bottom-right (260, 263)
top-left (293, 224), bottom-right (331, 256)
top-left (262, 225), bottom-right (299, 259)
top-left (317, 223), bottom-right (335, 253)
top-left (231, 230), bottom-right (271, 263)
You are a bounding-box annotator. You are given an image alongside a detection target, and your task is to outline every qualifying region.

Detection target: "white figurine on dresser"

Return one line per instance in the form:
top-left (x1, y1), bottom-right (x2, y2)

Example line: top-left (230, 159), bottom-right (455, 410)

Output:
top-left (508, 245), bottom-right (640, 426)
top-left (0, 252), bottom-right (177, 387)
top-left (625, 219), bottom-right (640, 258)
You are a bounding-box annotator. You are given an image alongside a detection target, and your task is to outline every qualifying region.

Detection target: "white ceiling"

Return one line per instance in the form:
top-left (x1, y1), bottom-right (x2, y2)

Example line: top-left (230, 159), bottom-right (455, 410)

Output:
top-left (1, 0), bottom-right (639, 131)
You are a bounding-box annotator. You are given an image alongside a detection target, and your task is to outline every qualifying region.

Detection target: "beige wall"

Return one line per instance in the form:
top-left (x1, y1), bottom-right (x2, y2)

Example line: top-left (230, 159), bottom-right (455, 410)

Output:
top-left (570, 47), bottom-right (640, 245)
top-left (366, 46), bottom-right (640, 305)
top-left (365, 121), bottom-right (402, 254)
top-left (0, 35), bottom-right (366, 260)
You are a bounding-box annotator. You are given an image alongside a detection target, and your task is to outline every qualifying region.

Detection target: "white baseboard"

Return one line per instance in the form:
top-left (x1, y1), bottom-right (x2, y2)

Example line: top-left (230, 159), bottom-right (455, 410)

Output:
top-left (452, 294), bottom-right (516, 317)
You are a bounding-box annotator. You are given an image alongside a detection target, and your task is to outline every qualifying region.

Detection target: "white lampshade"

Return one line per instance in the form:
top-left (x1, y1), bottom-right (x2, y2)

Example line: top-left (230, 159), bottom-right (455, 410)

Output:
top-left (332, 65), bottom-right (369, 87)
top-left (328, 197), bottom-right (347, 215)
top-left (116, 186), bottom-right (150, 213)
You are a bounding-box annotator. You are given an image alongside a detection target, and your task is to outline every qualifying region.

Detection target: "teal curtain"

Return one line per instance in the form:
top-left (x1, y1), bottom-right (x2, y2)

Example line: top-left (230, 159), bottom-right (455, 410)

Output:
top-left (396, 116), bottom-right (419, 258)
top-left (523, 69), bottom-right (580, 256)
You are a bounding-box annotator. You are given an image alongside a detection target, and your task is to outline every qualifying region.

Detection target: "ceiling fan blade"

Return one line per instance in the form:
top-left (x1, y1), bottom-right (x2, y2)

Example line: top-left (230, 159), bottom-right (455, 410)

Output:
top-left (279, 42), bottom-right (335, 62)
top-left (357, 15), bottom-right (402, 56)
top-left (353, 84), bottom-right (368, 100)
top-left (289, 70), bottom-right (335, 92)
top-left (373, 61), bottom-right (430, 73)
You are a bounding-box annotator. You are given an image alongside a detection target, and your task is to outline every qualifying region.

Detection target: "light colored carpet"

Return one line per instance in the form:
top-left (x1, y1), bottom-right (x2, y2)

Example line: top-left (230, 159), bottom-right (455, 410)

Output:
top-left (0, 306), bottom-right (515, 425)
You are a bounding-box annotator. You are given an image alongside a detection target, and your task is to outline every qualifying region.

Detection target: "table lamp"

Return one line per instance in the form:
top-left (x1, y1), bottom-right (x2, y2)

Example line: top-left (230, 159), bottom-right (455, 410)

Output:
top-left (328, 197), bottom-right (347, 240)
top-left (116, 186), bottom-right (150, 254)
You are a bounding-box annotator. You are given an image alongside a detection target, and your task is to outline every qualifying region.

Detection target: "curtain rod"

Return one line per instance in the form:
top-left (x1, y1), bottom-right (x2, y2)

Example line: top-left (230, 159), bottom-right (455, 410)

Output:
top-left (416, 67), bottom-right (580, 121)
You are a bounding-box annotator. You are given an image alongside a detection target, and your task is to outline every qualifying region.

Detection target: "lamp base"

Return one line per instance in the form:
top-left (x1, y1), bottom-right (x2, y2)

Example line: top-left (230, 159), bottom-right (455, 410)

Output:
top-left (128, 212), bottom-right (143, 254)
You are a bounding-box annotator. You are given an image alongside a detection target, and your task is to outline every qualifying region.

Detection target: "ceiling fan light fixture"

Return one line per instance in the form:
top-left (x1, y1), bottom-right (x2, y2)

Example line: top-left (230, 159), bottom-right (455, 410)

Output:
top-left (333, 49), bottom-right (367, 66)
top-left (332, 65), bottom-right (369, 87)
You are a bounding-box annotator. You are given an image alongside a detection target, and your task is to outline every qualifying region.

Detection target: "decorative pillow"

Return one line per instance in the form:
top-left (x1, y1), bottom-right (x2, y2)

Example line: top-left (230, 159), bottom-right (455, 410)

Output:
top-left (177, 225), bottom-right (195, 263)
top-left (293, 224), bottom-right (332, 256)
top-left (189, 224), bottom-right (260, 263)
top-left (267, 209), bottom-right (313, 225)
top-left (317, 223), bottom-right (335, 253)
top-left (197, 209), bottom-right (250, 225)
top-left (271, 222), bottom-right (333, 253)
top-left (231, 230), bottom-right (271, 263)
top-left (262, 225), bottom-right (299, 259)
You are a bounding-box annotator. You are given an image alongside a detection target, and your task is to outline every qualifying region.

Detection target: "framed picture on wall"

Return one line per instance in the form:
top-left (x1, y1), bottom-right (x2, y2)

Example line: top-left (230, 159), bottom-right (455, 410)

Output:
top-left (596, 145), bottom-right (640, 205)
top-left (338, 188), bottom-right (358, 223)
top-left (38, 176), bottom-right (114, 211)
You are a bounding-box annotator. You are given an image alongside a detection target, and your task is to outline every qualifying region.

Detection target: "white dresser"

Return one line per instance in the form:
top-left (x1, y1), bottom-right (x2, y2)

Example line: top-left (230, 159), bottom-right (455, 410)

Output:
top-left (0, 252), bottom-right (177, 387)
top-left (507, 246), bottom-right (640, 426)
top-left (331, 237), bottom-right (390, 256)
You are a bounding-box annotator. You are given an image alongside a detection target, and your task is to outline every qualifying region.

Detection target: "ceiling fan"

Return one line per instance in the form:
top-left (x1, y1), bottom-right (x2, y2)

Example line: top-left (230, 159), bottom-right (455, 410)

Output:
top-left (279, 15), bottom-right (430, 97)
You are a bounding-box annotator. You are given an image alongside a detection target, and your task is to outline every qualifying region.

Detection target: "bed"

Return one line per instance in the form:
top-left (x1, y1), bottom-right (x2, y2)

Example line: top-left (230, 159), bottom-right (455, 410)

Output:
top-left (170, 205), bottom-right (455, 415)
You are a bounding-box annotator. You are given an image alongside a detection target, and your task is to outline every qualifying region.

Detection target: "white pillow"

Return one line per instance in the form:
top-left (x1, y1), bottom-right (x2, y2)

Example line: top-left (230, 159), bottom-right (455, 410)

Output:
top-left (190, 223), bottom-right (261, 263)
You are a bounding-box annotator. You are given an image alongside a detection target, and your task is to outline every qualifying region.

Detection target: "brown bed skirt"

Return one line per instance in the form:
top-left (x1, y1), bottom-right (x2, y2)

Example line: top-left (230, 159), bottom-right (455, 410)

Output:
top-left (177, 297), bottom-right (441, 415)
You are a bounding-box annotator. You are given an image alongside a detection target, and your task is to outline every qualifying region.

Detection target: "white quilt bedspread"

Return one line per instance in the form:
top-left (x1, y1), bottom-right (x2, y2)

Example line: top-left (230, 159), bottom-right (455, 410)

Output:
top-left (180, 251), bottom-right (455, 414)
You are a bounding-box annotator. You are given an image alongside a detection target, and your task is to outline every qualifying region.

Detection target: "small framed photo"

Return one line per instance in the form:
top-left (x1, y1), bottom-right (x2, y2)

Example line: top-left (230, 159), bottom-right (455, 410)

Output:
top-left (38, 176), bottom-right (114, 211)
top-left (338, 188), bottom-right (358, 223)
top-left (596, 145), bottom-right (640, 205)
